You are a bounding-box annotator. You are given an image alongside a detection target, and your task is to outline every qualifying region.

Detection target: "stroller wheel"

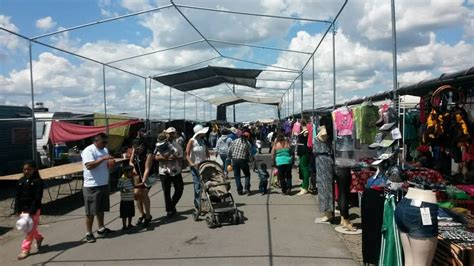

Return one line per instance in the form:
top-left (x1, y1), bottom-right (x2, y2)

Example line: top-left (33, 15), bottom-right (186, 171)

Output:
top-left (236, 211), bottom-right (243, 224)
top-left (232, 213), bottom-right (239, 225)
top-left (205, 214), bottom-right (215, 228)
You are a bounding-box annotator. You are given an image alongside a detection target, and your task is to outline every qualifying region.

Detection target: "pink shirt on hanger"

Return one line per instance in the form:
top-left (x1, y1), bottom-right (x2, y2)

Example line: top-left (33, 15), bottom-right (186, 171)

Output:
top-left (334, 108), bottom-right (353, 136)
top-left (307, 123), bottom-right (313, 148)
top-left (292, 121), bottom-right (301, 135)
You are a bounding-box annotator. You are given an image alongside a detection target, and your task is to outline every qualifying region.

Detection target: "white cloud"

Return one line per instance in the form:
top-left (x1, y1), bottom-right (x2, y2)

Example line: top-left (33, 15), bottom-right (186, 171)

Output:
top-left (1, 1), bottom-right (473, 121)
top-left (0, 15), bottom-right (22, 50)
top-left (337, 0), bottom-right (470, 50)
top-left (464, 12), bottom-right (474, 39)
top-left (121, 0), bottom-right (153, 12)
top-left (35, 16), bottom-right (57, 31)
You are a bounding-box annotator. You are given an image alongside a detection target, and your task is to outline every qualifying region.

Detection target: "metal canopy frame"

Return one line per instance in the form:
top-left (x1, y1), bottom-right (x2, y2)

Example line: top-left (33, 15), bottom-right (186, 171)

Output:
top-left (0, 0), bottom-right (348, 159)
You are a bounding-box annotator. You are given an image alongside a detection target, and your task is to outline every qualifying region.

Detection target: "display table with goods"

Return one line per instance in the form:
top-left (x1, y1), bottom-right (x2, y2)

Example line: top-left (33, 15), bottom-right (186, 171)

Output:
top-left (350, 166), bottom-right (445, 193)
top-left (434, 207), bottom-right (474, 265)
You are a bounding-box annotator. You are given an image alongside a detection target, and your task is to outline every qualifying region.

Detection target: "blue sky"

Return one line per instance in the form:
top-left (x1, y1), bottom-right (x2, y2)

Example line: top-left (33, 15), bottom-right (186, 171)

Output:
top-left (1, 0), bottom-right (473, 121)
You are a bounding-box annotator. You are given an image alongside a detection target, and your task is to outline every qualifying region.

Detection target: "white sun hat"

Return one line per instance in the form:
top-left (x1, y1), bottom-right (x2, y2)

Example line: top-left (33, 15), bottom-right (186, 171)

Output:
top-left (193, 124), bottom-right (209, 139)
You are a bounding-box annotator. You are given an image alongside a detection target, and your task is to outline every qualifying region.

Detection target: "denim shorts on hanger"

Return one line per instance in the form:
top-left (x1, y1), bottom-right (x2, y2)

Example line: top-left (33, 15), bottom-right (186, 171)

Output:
top-left (394, 197), bottom-right (438, 238)
top-left (335, 135), bottom-right (354, 152)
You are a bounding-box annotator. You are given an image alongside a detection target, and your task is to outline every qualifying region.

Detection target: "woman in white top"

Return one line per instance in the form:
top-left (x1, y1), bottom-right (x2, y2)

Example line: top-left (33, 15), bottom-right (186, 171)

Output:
top-left (186, 125), bottom-right (209, 213)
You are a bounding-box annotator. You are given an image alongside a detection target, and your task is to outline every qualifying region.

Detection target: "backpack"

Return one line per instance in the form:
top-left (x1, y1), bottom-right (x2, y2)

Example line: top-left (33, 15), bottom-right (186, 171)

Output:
top-left (217, 136), bottom-right (231, 155)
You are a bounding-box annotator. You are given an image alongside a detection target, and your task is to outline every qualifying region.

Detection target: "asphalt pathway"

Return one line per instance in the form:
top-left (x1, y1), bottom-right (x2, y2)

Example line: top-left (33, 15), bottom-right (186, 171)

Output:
top-left (0, 151), bottom-right (356, 266)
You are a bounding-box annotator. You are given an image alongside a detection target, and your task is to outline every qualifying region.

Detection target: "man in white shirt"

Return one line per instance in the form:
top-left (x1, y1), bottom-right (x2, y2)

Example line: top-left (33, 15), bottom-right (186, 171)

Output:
top-left (155, 127), bottom-right (184, 218)
top-left (81, 133), bottom-right (114, 243)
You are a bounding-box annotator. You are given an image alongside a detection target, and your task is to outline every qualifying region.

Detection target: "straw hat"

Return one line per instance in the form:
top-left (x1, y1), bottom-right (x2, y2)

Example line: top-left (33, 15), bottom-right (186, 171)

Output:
top-left (164, 127), bottom-right (177, 133)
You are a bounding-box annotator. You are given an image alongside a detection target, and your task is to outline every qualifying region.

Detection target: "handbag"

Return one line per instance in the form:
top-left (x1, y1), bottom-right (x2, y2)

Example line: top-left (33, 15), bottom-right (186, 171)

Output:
top-left (144, 174), bottom-right (158, 187)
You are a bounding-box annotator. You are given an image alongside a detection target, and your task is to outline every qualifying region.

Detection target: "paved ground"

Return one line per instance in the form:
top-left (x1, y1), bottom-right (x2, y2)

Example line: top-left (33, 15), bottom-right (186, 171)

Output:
top-left (0, 151), bottom-right (358, 266)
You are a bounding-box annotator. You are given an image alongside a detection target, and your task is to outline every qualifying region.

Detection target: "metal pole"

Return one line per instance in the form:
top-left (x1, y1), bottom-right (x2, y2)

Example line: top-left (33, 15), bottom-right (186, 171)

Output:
top-left (183, 92), bottom-right (186, 132)
top-left (312, 55), bottom-right (315, 112)
top-left (195, 96), bottom-right (198, 121)
top-left (287, 91), bottom-right (290, 117)
top-left (233, 84), bottom-right (236, 123)
top-left (209, 103), bottom-right (212, 121)
top-left (169, 86), bottom-right (172, 121)
top-left (391, 0), bottom-right (400, 165)
top-left (148, 77), bottom-right (152, 129)
top-left (28, 41), bottom-right (37, 161)
top-left (332, 25), bottom-right (336, 111)
top-left (102, 65), bottom-right (109, 134)
top-left (300, 73), bottom-right (304, 119)
top-left (144, 78), bottom-right (148, 130)
top-left (292, 83), bottom-right (295, 116)
top-left (331, 20), bottom-right (337, 223)
top-left (391, 0), bottom-right (398, 99)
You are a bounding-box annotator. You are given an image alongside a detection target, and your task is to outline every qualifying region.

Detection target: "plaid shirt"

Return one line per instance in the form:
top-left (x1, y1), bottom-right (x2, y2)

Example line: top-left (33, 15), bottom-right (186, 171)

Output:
top-left (228, 138), bottom-right (253, 161)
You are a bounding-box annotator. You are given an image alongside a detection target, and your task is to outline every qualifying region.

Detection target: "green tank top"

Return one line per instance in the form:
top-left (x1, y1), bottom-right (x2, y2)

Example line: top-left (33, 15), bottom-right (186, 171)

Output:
top-left (275, 148), bottom-right (292, 166)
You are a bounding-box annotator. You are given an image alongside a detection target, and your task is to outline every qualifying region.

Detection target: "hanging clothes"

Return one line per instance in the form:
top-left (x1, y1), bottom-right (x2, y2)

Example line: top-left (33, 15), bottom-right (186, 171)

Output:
top-left (379, 195), bottom-right (403, 266)
top-left (292, 120), bottom-right (301, 136)
top-left (306, 122), bottom-right (313, 149)
top-left (334, 107), bottom-right (354, 136)
top-left (357, 104), bottom-right (379, 144)
top-left (361, 188), bottom-right (385, 264)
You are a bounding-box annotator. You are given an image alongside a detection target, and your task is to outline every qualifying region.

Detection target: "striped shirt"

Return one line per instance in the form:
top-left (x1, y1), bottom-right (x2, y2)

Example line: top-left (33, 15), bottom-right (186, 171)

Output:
top-left (118, 176), bottom-right (134, 201)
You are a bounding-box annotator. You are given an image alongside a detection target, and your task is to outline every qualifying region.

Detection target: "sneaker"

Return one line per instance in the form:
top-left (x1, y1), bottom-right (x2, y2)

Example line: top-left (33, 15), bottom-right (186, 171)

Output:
top-left (97, 228), bottom-right (114, 236)
top-left (237, 190), bottom-right (243, 195)
top-left (35, 236), bottom-right (44, 249)
top-left (296, 189), bottom-right (308, 196)
top-left (127, 224), bottom-right (134, 230)
top-left (17, 251), bottom-right (29, 260)
top-left (242, 190), bottom-right (248, 195)
top-left (85, 233), bottom-right (96, 243)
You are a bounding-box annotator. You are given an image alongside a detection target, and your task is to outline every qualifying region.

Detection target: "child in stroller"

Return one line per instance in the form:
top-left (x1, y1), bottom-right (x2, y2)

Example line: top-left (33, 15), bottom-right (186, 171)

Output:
top-left (193, 161), bottom-right (242, 228)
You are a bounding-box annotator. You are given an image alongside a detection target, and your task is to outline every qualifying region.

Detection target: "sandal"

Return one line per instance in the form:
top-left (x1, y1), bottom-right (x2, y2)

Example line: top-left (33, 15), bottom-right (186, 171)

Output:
top-left (143, 215), bottom-right (152, 227)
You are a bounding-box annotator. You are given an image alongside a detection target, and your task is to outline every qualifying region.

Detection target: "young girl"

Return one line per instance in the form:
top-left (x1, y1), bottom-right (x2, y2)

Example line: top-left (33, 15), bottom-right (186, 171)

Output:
top-left (118, 165), bottom-right (135, 230)
top-left (14, 160), bottom-right (44, 260)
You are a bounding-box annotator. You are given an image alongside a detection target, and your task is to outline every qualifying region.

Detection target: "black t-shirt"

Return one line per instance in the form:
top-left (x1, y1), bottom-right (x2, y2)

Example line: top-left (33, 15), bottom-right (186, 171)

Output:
top-left (296, 133), bottom-right (310, 156)
top-left (133, 137), bottom-right (158, 178)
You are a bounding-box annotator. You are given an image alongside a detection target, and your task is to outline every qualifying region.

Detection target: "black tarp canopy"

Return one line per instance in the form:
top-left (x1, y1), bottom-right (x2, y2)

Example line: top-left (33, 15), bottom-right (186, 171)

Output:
top-left (153, 66), bottom-right (262, 91)
top-left (397, 66), bottom-right (474, 96)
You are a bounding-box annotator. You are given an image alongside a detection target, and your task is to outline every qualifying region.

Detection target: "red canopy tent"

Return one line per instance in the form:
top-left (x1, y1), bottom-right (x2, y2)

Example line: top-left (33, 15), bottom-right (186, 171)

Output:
top-left (49, 119), bottom-right (140, 144)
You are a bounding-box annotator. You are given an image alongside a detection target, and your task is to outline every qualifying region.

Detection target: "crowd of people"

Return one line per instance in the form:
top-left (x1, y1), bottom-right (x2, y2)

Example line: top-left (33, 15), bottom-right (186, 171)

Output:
top-left (13, 119), bottom-right (320, 260)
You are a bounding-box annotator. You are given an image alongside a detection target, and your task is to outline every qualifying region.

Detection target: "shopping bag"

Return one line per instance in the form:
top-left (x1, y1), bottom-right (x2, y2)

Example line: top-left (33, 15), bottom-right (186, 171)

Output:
top-left (271, 167), bottom-right (280, 188)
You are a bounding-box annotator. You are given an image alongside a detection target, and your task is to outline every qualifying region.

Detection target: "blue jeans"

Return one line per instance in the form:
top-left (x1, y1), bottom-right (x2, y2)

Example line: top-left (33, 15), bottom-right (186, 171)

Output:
top-left (190, 168), bottom-right (201, 209)
top-left (395, 197), bottom-right (438, 238)
top-left (220, 154), bottom-right (228, 176)
top-left (232, 159), bottom-right (251, 192)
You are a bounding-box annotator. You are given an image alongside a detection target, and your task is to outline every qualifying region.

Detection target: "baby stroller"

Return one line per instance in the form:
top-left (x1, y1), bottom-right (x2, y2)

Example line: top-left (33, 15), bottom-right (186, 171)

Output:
top-left (193, 160), bottom-right (242, 228)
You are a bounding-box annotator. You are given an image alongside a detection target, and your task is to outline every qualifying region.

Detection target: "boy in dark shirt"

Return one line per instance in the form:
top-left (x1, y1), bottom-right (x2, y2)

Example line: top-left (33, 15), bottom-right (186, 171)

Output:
top-left (256, 163), bottom-right (270, 195)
